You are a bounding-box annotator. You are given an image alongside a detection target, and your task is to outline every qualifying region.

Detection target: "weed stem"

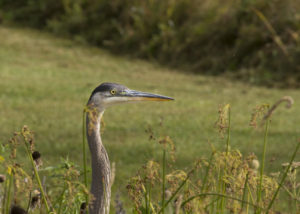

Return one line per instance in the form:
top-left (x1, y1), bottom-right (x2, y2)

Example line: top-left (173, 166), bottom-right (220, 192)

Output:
top-left (257, 119), bottom-right (269, 213)
top-left (266, 140), bottom-right (300, 213)
top-left (161, 149), bottom-right (166, 214)
top-left (82, 108), bottom-right (88, 204)
top-left (226, 106), bottom-right (231, 154)
top-left (181, 193), bottom-right (262, 211)
top-left (5, 172), bottom-right (13, 214)
top-left (24, 142), bottom-right (51, 213)
top-left (158, 169), bottom-right (193, 214)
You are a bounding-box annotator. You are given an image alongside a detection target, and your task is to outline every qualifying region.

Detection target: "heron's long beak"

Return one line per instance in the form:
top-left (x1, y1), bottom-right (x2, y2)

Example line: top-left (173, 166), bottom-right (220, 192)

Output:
top-left (124, 89), bottom-right (174, 101)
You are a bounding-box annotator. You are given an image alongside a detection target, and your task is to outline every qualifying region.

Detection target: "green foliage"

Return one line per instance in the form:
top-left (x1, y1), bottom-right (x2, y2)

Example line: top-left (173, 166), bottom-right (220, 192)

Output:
top-left (0, 0), bottom-right (299, 87)
top-left (0, 126), bottom-right (89, 213)
top-left (125, 104), bottom-right (300, 213)
top-left (0, 26), bottom-right (300, 212)
top-left (1, 110), bottom-right (299, 213)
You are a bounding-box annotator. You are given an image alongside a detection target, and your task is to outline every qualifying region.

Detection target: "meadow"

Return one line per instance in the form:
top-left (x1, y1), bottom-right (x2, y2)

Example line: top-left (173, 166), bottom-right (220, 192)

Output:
top-left (0, 26), bottom-right (299, 212)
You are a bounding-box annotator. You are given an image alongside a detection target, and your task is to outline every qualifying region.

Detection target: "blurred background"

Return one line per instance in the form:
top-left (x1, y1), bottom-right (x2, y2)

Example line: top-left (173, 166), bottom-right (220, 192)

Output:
top-left (0, 0), bottom-right (299, 87)
top-left (0, 0), bottom-right (299, 212)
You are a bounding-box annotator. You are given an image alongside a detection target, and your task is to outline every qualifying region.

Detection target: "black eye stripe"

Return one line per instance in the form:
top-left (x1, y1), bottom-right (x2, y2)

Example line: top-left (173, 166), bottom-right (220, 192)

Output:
top-left (90, 82), bottom-right (128, 98)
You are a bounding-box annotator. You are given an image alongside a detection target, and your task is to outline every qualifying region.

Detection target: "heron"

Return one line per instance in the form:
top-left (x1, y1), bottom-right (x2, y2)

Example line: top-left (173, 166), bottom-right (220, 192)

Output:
top-left (86, 82), bottom-right (173, 214)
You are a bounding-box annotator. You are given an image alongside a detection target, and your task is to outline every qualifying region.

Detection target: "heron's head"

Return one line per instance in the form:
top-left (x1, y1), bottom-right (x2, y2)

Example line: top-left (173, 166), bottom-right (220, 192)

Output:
top-left (88, 82), bottom-right (174, 110)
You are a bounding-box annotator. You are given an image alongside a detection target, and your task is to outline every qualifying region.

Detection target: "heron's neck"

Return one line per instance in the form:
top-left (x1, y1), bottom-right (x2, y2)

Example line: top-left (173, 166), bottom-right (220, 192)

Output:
top-left (86, 107), bottom-right (111, 214)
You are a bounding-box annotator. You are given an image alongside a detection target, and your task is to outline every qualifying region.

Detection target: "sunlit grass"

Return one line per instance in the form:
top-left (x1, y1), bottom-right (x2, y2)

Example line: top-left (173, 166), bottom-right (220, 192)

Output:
top-left (0, 25), bottom-right (299, 210)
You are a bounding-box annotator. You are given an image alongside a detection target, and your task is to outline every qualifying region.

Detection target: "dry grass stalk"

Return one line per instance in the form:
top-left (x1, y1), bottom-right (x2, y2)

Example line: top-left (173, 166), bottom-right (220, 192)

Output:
top-left (260, 96), bottom-right (294, 126)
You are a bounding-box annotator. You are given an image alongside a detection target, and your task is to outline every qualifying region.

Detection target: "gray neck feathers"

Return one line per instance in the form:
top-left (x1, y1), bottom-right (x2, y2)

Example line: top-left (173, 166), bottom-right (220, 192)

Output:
top-left (86, 109), bottom-right (111, 214)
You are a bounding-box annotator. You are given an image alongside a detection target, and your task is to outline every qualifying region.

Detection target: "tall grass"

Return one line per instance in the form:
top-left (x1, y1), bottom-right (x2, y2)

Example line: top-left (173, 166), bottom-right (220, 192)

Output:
top-left (22, 126), bottom-right (51, 213)
top-left (0, 99), bottom-right (299, 213)
top-left (0, 127), bottom-right (88, 213)
top-left (82, 107), bottom-right (88, 204)
top-left (127, 101), bottom-right (299, 213)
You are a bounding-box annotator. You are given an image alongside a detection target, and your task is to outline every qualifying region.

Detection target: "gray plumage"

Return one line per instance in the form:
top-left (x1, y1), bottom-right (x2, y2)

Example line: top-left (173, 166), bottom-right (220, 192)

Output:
top-left (86, 110), bottom-right (110, 214)
top-left (86, 83), bottom-right (173, 214)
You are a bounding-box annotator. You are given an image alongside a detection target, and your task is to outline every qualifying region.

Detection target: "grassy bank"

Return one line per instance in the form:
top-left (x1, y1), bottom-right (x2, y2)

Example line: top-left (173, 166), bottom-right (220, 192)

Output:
top-left (1, 0), bottom-right (300, 87)
top-left (0, 26), bottom-right (299, 209)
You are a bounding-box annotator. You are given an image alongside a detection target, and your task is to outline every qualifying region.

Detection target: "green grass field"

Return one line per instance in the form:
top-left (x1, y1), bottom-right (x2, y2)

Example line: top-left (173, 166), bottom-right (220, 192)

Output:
top-left (0, 25), bottom-right (299, 203)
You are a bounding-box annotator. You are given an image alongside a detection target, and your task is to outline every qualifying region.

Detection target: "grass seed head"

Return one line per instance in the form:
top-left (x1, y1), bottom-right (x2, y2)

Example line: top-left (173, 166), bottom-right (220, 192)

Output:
top-left (144, 160), bottom-right (160, 184)
top-left (250, 104), bottom-right (269, 128)
top-left (282, 161), bottom-right (300, 171)
top-left (0, 174), bottom-right (5, 183)
top-left (10, 205), bottom-right (27, 214)
top-left (126, 175), bottom-right (143, 212)
top-left (260, 96), bottom-right (294, 127)
top-left (159, 136), bottom-right (176, 161)
top-left (145, 125), bottom-right (156, 141)
top-left (250, 159), bottom-right (260, 171)
top-left (30, 189), bottom-right (41, 209)
top-left (21, 125), bottom-right (35, 151)
top-left (80, 202), bottom-right (87, 214)
top-left (166, 170), bottom-right (187, 192)
top-left (215, 104), bottom-right (230, 138)
top-left (32, 151), bottom-right (42, 169)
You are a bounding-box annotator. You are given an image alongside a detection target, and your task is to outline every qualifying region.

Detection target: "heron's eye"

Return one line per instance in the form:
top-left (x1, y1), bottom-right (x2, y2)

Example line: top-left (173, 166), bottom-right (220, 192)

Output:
top-left (110, 89), bottom-right (116, 95)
